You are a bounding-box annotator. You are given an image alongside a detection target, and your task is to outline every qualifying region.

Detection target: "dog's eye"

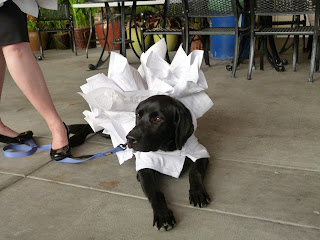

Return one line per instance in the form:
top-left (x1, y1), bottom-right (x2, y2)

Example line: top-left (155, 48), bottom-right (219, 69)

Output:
top-left (136, 113), bottom-right (140, 119)
top-left (153, 116), bottom-right (163, 123)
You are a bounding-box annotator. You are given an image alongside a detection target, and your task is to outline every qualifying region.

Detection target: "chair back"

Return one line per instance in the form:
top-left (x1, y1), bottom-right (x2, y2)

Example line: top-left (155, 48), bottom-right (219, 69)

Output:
top-left (38, 3), bottom-right (71, 22)
top-left (186, 0), bottom-right (239, 18)
top-left (255, 0), bottom-right (317, 16)
top-left (36, 0), bottom-right (76, 59)
top-left (165, 0), bottom-right (185, 17)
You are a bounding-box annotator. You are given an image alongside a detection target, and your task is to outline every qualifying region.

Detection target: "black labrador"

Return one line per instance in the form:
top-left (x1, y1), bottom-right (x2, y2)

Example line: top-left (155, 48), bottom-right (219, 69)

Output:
top-left (126, 95), bottom-right (210, 231)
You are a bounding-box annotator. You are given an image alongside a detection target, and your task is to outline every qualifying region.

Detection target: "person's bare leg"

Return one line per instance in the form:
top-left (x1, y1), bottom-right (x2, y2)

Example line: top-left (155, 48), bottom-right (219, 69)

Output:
top-left (0, 48), bottom-right (19, 138)
top-left (1, 43), bottom-right (67, 149)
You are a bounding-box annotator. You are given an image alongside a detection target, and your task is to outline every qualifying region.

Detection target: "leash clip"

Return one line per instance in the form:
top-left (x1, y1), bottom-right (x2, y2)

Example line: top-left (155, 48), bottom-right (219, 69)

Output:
top-left (118, 143), bottom-right (127, 150)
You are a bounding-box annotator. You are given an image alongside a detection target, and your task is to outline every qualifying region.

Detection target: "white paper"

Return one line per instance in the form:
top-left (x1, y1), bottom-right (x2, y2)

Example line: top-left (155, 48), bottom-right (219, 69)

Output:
top-left (80, 38), bottom-right (213, 177)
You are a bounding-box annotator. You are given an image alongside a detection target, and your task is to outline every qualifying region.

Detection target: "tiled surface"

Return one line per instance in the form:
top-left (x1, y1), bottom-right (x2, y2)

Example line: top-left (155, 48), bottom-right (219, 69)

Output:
top-left (1, 179), bottom-right (319, 240)
top-left (0, 47), bottom-right (320, 239)
top-left (0, 173), bottom-right (22, 191)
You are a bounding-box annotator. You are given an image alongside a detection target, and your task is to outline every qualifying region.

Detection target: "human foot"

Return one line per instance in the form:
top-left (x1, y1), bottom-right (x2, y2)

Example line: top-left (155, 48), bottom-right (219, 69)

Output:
top-left (50, 122), bottom-right (69, 150)
top-left (0, 121), bottom-right (19, 138)
top-left (0, 131), bottom-right (33, 144)
top-left (50, 123), bottom-right (71, 161)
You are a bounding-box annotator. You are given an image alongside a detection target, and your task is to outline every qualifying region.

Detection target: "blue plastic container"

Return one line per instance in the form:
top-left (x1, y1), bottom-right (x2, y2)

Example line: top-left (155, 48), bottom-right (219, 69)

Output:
top-left (210, 16), bottom-right (236, 60)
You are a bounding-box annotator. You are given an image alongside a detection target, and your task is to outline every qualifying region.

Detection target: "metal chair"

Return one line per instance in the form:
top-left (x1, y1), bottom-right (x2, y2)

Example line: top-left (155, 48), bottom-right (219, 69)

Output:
top-left (247, 0), bottom-right (320, 82)
top-left (140, 0), bottom-right (186, 62)
top-left (184, 0), bottom-right (249, 78)
top-left (272, 15), bottom-right (308, 55)
top-left (37, 1), bottom-right (77, 60)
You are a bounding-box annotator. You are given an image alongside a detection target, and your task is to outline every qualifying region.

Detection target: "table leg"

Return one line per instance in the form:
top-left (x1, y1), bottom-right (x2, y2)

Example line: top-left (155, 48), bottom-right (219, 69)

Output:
top-left (120, 2), bottom-right (126, 56)
top-left (86, 8), bottom-right (93, 58)
top-left (88, 3), bottom-right (114, 70)
top-left (129, 0), bottom-right (141, 59)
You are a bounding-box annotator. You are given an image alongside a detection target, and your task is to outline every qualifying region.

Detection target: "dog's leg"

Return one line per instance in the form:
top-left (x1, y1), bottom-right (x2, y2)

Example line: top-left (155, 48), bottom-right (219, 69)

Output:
top-left (189, 158), bottom-right (211, 208)
top-left (137, 169), bottom-right (176, 231)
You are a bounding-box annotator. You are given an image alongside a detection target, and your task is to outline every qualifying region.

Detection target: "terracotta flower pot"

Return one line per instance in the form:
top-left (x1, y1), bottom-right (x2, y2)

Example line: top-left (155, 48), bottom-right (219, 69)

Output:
top-left (190, 35), bottom-right (204, 51)
top-left (74, 27), bottom-right (96, 50)
top-left (53, 32), bottom-right (70, 49)
top-left (95, 22), bottom-right (120, 51)
top-left (28, 31), bottom-right (49, 52)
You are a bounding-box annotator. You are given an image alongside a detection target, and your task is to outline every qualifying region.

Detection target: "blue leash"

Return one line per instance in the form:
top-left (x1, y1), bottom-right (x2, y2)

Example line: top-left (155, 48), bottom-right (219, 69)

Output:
top-left (2, 138), bottom-right (127, 163)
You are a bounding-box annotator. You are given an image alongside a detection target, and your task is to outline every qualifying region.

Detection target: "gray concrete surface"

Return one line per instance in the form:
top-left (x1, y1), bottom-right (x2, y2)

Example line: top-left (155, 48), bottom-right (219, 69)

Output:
top-left (0, 47), bottom-right (320, 240)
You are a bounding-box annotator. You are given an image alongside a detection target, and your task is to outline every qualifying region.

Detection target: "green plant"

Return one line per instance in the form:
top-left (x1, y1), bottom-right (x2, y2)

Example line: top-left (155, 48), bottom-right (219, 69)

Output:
top-left (27, 14), bottom-right (37, 31)
top-left (69, 0), bottom-right (98, 28)
top-left (132, 5), bottom-right (183, 31)
top-left (28, 14), bottom-right (55, 31)
top-left (126, 6), bottom-right (158, 30)
top-left (54, 19), bottom-right (69, 34)
top-left (150, 16), bottom-right (183, 29)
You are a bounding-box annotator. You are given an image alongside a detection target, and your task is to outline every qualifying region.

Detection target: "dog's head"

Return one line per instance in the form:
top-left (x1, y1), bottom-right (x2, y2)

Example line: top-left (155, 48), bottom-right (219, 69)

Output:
top-left (126, 95), bottom-right (194, 152)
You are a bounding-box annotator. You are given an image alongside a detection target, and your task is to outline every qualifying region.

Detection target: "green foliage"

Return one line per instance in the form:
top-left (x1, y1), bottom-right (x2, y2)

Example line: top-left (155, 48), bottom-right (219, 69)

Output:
top-left (68, 0), bottom-right (98, 28)
top-left (27, 14), bottom-right (54, 31)
top-left (150, 16), bottom-right (182, 29)
top-left (136, 5), bottom-right (183, 30)
top-left (27, 14), bottom-right (37, 31)
top-left (126, 6), bottom-right (159, 30)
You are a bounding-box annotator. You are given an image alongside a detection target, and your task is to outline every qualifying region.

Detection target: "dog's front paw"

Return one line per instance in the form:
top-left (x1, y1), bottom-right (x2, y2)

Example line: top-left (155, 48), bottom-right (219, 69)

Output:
top-left (153, 208), bottom-right (176, 231)
top-left (189, 189), bottom-right (211, 208)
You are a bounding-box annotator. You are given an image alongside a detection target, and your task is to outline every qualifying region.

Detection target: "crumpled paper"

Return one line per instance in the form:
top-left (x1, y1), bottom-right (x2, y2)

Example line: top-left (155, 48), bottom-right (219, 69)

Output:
top-left (80, 39), bottom-right (213, 177)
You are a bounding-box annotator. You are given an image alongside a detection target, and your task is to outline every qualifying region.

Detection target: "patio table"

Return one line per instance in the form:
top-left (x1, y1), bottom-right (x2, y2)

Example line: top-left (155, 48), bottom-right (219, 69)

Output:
top-left (73, 0), bottom-right (164, 70)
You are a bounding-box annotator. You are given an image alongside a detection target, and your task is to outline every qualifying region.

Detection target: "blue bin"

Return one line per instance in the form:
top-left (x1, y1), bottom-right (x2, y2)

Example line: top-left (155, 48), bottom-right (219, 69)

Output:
top-left (210, 16), bottom-right (236, 60)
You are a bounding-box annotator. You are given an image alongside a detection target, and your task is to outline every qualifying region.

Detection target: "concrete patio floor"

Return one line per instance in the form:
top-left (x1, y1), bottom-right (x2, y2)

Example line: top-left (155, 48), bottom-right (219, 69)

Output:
top-left (0, 46), bottom-right (320, 240)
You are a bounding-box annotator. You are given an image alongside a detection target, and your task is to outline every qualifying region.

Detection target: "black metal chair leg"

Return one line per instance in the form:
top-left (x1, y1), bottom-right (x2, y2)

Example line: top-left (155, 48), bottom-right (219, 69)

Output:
top-left (309, 34), bottom-right (318, 83)
top-left (293, 35), bottom-right (299, 72)
top-left (316, 37), bottom-right (320, 72)
top-left (232, 34), bottom-right (240, 78)
top-left (203, 36), bottom-right (210, 66)
top-left (260, 37), bottom-right (265, 71)
top-left (71, 29), bottom-right (77, 56)
top-left (38, 30), bottom-right (44, 60)
top-left (247, 35), bottom-right (255, 80)
top-left (141, 31), bottom-right (146, 52)
top-left (163, 35), bottom-right (171, 63)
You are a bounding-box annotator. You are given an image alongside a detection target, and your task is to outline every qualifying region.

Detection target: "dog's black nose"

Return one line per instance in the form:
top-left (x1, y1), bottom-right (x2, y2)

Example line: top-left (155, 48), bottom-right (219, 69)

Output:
top-left (126, 135), bottom-right (138, 145)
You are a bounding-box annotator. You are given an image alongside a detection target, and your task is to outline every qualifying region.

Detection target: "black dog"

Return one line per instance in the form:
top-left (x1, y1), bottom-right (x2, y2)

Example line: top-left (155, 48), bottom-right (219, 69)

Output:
top-left (126, 95), bottom-right (210, 231)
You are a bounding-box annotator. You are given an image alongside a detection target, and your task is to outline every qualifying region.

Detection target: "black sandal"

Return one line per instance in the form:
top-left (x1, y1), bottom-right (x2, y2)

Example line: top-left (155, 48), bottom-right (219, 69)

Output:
top-left (0, 131), bottom-right (33, 144)
top-left (50, 123), bottom-right (71, 161)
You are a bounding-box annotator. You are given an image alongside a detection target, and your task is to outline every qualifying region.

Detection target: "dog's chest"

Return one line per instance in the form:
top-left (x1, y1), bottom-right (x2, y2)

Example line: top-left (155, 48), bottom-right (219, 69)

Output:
top-left (134, 134), bottom-right (210, 178)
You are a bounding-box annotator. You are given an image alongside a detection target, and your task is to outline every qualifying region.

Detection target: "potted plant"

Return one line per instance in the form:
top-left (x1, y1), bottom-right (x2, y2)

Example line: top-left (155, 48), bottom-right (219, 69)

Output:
top-left (151, 16), bottom-right (183, 51)
top-left (27, 14), bottom-right (50, 51)
top-left (189, 17), bottom-right (204, 52)
top-left (52, 20), bottom-right (71, 49)
top-left (126, 6), bottom-right (156, 52)
top-left (94, 8), bottom-right (120, 51)
top-left (69, 0), bottom-right (96, 49)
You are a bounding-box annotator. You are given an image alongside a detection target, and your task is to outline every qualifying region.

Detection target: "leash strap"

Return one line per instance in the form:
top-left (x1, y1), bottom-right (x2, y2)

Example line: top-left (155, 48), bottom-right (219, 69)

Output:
top-left (2, 139), bottom-right (126, 163)
top-left (56, 144), bottom-right (127, 163)
top-left (3, 139), bottom-right (51, 158)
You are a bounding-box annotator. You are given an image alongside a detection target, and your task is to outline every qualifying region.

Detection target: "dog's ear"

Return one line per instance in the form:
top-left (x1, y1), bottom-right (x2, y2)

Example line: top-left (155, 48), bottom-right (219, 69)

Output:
top-left (174, 101), bottom-right (194, 150)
